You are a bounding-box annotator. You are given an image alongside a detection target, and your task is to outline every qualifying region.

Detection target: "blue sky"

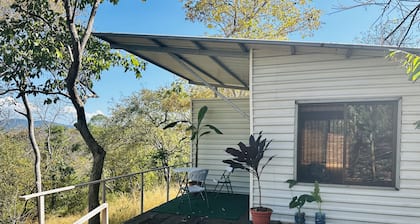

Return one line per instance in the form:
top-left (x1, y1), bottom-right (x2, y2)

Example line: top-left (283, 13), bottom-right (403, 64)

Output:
top-left (83, 0), bottom-right (382, 121)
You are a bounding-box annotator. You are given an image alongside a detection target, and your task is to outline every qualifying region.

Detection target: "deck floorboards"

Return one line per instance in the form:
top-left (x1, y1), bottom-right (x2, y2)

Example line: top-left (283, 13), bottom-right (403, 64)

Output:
top-left (124, 192), bottom-right (285, 224)
top-left (124, 210), bottom-right (251, 224)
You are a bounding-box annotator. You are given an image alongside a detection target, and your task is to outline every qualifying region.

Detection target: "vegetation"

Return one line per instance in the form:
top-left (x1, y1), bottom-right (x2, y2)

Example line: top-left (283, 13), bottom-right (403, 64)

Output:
top-left (44, 186), bottom-right (179, 224)
top-left (0, 80), bottom-right (200, 223)
top-left (164, 105), bottom-right (223, 167)
top-left (223, 131), bottom-right (274, 210)
top-left (286, 179), bottom-right (315, 215)
top-left (311, 181), bottom-right (322, 213)
top-left (341, 0), bottom-right (419, 47)
top-left (0, 1), bottom-right (145, 223)
top-left (183, 0), bottom-right (321, 39)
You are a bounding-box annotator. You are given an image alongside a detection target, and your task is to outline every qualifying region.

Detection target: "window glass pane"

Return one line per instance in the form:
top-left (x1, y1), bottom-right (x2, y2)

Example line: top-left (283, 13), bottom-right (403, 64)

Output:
top-left (345, 103), bottom-right (396, 186)
top-left (297, 101), bottom-right (397, 187)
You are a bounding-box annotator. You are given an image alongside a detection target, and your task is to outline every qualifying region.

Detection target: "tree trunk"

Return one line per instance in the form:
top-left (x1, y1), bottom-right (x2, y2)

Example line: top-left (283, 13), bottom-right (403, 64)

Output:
top-left (369, 133), bottom-right (376, 180)
top-left (62, 2), bottom-right (105, 222)
top-left (73, 102), bottom-right (106, 224)
top-left (67, 50), bottom-right (105, 224)
top-left (21, 93), bottom-right (45, 224)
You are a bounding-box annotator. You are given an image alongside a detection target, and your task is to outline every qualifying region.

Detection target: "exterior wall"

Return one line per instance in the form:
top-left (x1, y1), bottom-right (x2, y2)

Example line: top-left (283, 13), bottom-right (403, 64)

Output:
top-left (251, 48), bottom-right (420, 224)
top-left (192, 98), bottom-right (250, 194)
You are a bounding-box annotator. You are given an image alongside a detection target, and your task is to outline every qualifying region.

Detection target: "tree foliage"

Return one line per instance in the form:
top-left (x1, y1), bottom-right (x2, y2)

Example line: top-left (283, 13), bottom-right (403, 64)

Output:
top-left (89, 81), bottom-right (191, 192)
top-left (183, 0), bottom-right (321, 39)
top-left (0, 1), bottom-right (145, 223)
top-left (388, 50), bottom-right (420, 82)
top-left (0, 127), bottom-right (88, 223)
top-left (339, 0), bottom-right (419, 47)
top-left (0, 130), bottom-right (33, 223)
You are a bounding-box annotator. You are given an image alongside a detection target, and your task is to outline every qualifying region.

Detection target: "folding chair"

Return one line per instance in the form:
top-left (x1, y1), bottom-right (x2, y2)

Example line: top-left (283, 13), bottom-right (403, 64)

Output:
top-left (213, 166), bottom-right (234, 195)
top-left (180, 169), bottom-right (209, 210)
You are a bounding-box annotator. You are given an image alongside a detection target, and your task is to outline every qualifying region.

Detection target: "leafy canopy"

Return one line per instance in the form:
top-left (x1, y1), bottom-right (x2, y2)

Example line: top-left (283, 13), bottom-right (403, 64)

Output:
top-left (183, 0), bottom-right (321, 39)
top-left (0, 0), bottom-right (145, 104)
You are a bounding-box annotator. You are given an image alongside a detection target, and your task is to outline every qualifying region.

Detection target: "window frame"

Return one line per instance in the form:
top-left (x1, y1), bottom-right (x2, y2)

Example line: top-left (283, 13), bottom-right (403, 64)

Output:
top-left (294, 98), bottom-right (401, 189)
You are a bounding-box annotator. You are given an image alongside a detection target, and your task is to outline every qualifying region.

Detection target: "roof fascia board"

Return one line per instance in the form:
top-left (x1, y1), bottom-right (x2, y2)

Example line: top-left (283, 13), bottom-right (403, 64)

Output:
top-left (95, 33), bottom-right (420, 55)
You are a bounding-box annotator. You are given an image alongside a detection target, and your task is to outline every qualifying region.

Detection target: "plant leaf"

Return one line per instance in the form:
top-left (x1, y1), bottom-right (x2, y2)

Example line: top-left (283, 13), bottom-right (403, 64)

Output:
top-left (223, 159), bottom-right (245, 169)
top-left (163, 121), bottom-right (179, 129)
top-left (199, 130), bottom-right (211, 137)
top-left (191, 132), bottom-right (197, 141)
top-left (286, 179), bottom-right (298, 189)
top-left (205, 124), bottom-right (223, 134)
top-left (197, 105), bottom-right (208, 127)
top-left (414, 120), bottom-right (420, 129)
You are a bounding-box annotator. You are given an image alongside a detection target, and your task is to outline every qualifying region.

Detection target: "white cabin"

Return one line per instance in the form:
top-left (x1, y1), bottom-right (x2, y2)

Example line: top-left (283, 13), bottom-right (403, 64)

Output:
top-left (97, 33), bottom-right (420, 224)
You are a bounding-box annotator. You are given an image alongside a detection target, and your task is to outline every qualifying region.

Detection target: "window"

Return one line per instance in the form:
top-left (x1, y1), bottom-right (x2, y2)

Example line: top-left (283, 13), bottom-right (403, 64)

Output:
top-left (297, 101), bottom-right (398, 187)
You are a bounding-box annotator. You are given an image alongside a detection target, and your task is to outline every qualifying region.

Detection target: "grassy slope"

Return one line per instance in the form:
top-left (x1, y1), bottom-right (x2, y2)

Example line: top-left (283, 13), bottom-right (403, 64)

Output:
top-left (45, 187), bottom-right (178, 224)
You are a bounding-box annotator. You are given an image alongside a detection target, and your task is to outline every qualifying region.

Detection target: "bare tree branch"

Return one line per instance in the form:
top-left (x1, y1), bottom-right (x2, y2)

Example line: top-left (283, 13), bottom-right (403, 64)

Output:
top-left (81, 0), bottom-right (101, 51)
top-left (386, 4), bottom-right (420, 46)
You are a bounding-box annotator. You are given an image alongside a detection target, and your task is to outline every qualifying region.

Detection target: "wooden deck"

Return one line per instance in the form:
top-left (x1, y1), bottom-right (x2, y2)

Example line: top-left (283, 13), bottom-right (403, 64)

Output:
top-left (124, 192), bottom-right (250, 224)
top-left (124, 210), bottom-right (250, 224)
top-left (124, 211), bottom-right (285, 224)
top-left (124, 192), bottom-right (286, 224)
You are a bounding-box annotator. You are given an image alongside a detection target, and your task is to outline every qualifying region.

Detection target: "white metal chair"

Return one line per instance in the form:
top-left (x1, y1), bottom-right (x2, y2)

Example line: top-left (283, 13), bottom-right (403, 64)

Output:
top-left (213, 166), bottom-right (234, 195)
top-left (180, 169), bottom-right (209, 209)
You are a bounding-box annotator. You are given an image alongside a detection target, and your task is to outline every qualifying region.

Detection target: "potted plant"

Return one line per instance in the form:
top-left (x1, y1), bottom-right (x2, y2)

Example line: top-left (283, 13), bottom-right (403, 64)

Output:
top-left (286, 179), bottom-right (315, 224)
top-left (223, 131), bottom-right (275, 224)
top-left (311, 181), bottom-right (325, 224)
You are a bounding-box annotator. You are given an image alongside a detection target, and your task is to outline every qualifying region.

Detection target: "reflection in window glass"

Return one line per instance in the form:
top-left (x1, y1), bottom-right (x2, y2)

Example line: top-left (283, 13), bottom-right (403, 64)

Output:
top-left (297, 101), bottom-right (397, 187)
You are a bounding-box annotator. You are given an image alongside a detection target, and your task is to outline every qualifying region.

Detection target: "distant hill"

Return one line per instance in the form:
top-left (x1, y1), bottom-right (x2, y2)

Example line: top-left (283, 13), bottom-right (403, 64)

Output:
top-left (0, 118), bottom-right (73, 131)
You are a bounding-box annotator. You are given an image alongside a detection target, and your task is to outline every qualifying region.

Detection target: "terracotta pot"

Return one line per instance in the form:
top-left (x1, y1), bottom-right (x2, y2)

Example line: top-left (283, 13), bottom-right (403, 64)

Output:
top-left (250, 207), bottom-right (273, 224)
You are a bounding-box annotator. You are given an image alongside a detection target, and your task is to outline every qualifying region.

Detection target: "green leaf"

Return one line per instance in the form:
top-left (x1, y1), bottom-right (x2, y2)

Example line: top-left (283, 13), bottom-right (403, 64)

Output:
top-left (197, 105), bottom-right (208, 126)
top-left (186, 125), bottom-right (196, 132)
top-left (286, 179), bottom-right (298, 189)
top-left (163, 121), bottom-right (179, 129)
top-left (191, 131), bottom-right (197, 141)
top-left (199, 130), bottom-right (211, 137)
top-left (414, 120), bottom-right (420, 129)
top-left (205, 124), bottom-right (223, 134)
top-left (130, 54), bottom-right (140, 67)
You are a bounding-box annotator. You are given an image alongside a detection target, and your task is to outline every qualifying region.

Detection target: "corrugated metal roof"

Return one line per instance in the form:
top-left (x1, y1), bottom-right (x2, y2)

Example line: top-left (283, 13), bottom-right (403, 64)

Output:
top-left (94, 33), bottom-right (420, 90)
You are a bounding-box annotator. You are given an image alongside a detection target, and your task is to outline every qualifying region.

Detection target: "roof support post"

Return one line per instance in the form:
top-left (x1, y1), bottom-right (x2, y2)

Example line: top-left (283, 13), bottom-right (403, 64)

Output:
top-left (172, 55), bottom-right (250, 120)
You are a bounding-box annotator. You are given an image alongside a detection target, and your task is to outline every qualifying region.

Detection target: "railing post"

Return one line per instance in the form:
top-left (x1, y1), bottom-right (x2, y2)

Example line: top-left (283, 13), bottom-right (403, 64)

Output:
top-left (140, 173), bottom-right (144, 214)
top-left (102, 204), bottom-right (109, 224)
top-left (166, 167), bottom-right (170, 202)
top-left (39, 195), bottom-right (45, 224)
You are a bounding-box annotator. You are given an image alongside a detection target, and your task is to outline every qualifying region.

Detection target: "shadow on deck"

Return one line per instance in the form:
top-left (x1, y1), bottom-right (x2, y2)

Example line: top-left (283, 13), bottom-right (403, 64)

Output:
top-left (124, 192), bottom-right (250, 224)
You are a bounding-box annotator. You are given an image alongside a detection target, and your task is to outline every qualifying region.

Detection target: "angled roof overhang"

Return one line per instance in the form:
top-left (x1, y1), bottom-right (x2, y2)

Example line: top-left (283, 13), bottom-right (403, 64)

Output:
top-left (95, 33), bottom-right (250, 90)
top-left (94, 33), bottom-right (420, 90)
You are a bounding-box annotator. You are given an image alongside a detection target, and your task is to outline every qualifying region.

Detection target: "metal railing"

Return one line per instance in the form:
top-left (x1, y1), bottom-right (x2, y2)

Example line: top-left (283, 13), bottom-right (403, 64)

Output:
top-left (20, 162), bottom-right (191, 224)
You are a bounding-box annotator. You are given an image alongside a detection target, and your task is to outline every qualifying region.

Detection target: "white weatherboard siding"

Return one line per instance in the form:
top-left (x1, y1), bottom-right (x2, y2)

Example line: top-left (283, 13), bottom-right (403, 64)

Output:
top-left (192, 98), bottom-right (250, 194)
top-left (251, 48), bottom-right (420, 224)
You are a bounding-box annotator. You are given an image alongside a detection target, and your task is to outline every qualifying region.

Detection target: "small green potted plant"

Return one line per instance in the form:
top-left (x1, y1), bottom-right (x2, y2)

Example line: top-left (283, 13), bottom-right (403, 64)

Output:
top-left (286, 179), bottom-right (315, 224)
top-left (223, 131), bottom-right (275, 224)
top-left (311, 181), bottom-right (325, 224)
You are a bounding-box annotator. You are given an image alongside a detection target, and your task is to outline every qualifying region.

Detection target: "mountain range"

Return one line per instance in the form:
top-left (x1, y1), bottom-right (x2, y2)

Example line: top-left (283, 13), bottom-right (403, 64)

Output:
top-left (0, 118), bottom-right (72, 131)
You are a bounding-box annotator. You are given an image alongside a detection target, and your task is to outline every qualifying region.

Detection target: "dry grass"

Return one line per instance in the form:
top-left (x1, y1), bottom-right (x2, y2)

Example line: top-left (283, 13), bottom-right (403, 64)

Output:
top-left (45, 186), bottom-right (178, 224)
